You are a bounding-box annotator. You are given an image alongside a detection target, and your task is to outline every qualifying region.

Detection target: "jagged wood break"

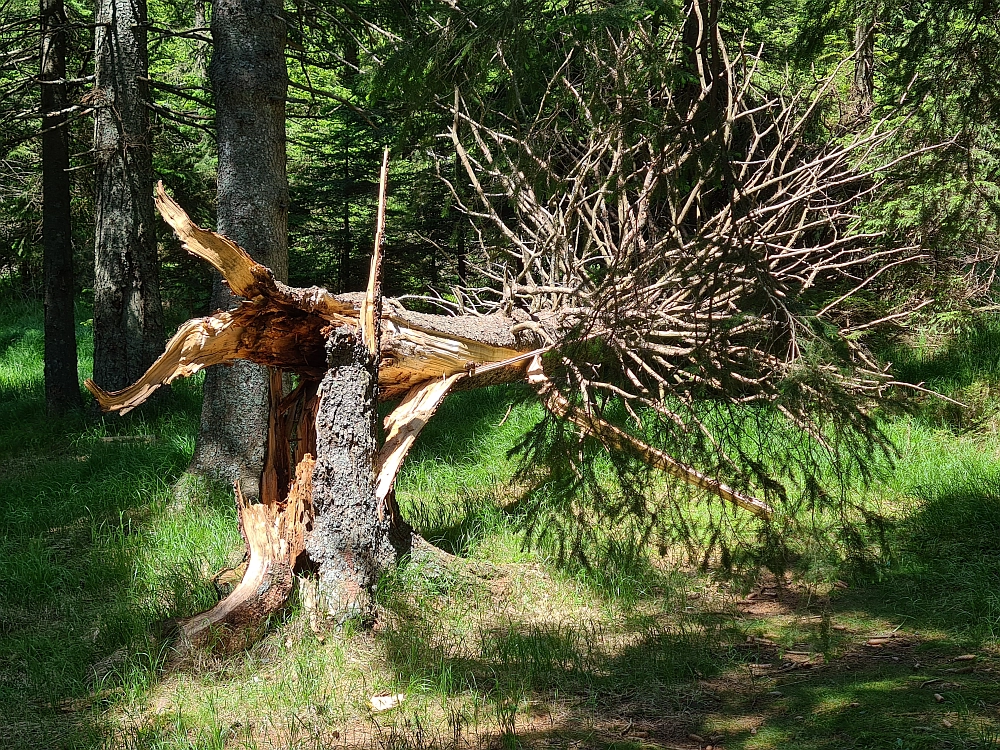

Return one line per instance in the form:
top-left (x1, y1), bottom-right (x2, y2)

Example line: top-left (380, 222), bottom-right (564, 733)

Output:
top-left (85, 183), bottom-right (770, 649)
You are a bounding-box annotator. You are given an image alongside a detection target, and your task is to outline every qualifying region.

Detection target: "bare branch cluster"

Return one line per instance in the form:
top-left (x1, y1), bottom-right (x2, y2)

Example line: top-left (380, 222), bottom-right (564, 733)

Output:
top-left (435, 16), bottom-right (924, 491)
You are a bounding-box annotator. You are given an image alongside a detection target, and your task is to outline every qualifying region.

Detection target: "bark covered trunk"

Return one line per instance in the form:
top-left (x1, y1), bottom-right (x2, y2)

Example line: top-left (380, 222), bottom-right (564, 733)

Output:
top-left (853, 18), bottom-right (876, 116)
top-left (92, 0), bottom-right (163, 391)
top-left (306, 327), bottom-right (407, 623)
top-left (41, 0), bottom-right (79, 415)
top-left (189, 0), bottom-right (289, 494)
top-left (192, 0), bottom-right (208, 79)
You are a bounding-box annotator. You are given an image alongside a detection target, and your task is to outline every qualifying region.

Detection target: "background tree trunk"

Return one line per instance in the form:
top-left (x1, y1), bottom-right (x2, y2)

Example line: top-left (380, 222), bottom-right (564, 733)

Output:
top-left (853, 18), bottom-right (876, 116)
top-left (192, 0), bottom-right (208, 79)
top-left (92, 0), bottom-right (164, 392)
top-left (188, 0), bottom-right (289, 494)
top-left (40, 0), bottom-right (79, 415)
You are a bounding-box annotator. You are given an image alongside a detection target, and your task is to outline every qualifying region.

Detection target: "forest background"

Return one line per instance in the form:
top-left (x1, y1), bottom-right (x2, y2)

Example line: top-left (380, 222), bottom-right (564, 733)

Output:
top-left (4, 0), bottom-right (1000, 748)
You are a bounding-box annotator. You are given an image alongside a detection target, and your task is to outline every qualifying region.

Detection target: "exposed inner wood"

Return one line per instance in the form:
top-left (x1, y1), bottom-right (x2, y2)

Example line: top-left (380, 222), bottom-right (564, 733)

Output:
top-left (180, 454), bottom-right (313, 650)
top-left (154, 182), bottom-right (357, 321)
top-left (154, 181), bottom-right (273, 300)
top-left (180, 369), bottom-right (320, 649)
top-left (361, 148), bottom-right (389, 359)
top-left (85, 311), bottom-right (244, 414)
top-left (376, 373), bottom-right (465, 503)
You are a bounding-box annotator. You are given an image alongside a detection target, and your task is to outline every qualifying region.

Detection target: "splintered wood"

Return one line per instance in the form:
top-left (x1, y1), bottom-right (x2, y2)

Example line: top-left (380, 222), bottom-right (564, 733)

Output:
top-left (86, 185), bottom-right (532, 412)
top-left (376, 373), bottom-right (465, 502)
top-left (360, 148), bottom-right (389, 359)
top-left (181, 455), bottom-right (313, 650)
top-left (153, 182), bottom-right (274, 299)
top-left (86, 313), bottom-right (243, 414)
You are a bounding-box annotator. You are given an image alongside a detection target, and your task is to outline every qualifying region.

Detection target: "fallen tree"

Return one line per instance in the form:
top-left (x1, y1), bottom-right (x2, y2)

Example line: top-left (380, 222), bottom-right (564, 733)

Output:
top-left (86, 173), bottom-right (770, 647)
top-left (85, 17), bottom-right (926, 648)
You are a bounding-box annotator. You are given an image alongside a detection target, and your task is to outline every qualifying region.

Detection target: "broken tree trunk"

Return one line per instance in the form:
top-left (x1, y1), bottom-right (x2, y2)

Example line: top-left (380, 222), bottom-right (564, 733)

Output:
top-left (85, 184), bottom-right (771, 650)
top-left (305, 326), bottom-right (406, 623)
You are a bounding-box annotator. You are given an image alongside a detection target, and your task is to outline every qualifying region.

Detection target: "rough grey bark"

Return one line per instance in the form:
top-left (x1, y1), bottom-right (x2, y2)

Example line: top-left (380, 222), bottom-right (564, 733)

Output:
top-left (188, 0), bottom-right (289, 492)
top-left (92, 0), bottom-right (164, 392)
top-left (305, 327), bottom-right (405, 621)
top-left (853, 18), bottom-right (876, 116)
top-left (41, 0), bottom-right (79, 415)
top-left (192, 0), bottom-right (208, 78)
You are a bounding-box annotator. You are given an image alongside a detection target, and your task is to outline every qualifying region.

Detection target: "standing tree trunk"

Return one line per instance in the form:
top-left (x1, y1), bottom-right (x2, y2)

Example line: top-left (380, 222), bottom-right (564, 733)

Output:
top-left (188, 0), bottom-right (289, 495)
top-left (853, 17), bottom-right (876, 116)
top-left (192, 0), bottom-right (208, 79)
top-left (40, 0), bottom-right (79, 414)
top-left (92, 0), bottom-right (164, 392)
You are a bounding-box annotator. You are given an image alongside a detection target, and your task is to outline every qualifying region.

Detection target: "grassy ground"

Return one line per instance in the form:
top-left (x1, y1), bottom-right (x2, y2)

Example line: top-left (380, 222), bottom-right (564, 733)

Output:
top-left (2, 297), bottom-right (1000, 749)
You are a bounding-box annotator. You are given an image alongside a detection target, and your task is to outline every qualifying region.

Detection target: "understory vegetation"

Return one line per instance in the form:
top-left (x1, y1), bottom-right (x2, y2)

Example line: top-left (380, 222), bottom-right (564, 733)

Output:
top-left (4, 295), bottom-right (1000, 749)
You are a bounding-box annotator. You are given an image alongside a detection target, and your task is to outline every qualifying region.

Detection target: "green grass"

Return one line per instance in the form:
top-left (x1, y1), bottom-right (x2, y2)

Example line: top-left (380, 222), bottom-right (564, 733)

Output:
top-left (4, 297), bottom-right (1000, 749)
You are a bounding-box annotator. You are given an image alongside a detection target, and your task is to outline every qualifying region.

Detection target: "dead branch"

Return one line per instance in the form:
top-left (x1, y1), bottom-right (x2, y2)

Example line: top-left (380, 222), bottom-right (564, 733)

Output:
top-left (526, 357), bottom-right (772, 517)
top-left (435, 16), bottom-right (921, 501)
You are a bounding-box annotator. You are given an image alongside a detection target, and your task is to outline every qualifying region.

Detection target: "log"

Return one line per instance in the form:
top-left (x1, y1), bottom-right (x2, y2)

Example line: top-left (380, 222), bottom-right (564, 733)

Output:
top-left (85, 183), bottom-right (781, 652)
top-left (94, 185), bottom-right (775, 650)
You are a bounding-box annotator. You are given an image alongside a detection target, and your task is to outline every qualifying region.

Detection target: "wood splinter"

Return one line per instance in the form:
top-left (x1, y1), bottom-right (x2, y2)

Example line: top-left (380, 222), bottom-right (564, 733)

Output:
top-left (181, 455), bottom-right (313, 651)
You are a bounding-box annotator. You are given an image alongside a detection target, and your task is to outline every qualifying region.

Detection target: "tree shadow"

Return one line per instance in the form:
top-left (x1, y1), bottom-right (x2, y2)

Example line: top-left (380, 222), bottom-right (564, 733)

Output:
top-left (375, 572), bottom-right (739, 748)
top-left (837, 469), bottom-right (1000, 647)
top-left (881, 317), bottom-right (1000, 430)
top-left (0, 376), bottom-right (234, 749)
top-left (375, 386), bottom-right (1000, 749)
top-left (887, 319), bottom-right (1000, 388)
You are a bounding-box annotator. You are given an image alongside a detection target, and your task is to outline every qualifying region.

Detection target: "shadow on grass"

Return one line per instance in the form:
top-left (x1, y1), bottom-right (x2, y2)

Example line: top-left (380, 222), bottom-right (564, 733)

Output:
top-left (888, 318), bottom-right (1000, 389)
top-left (839, 468), bottom-right (1000, 647)
top-left (378, 415), bottom-right (1000, 748)
top-left (376, 576), bottom-right (735, 744)
top-left (0, 312), bottom-right (233, 749)
top-left (883, 316), bottom-right (1000, 430)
